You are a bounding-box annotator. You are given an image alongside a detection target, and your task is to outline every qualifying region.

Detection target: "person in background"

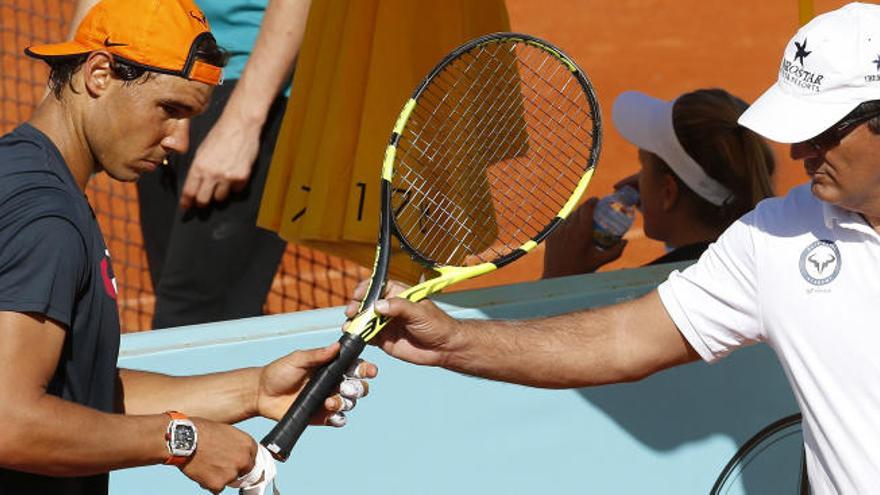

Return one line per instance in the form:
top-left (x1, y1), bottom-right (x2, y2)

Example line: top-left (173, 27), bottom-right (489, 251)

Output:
top-left (543, 88), bottom-right (776, 278)
top-left (0, 1), bottom-right (375, 493)
top-left (70, 0), bottom-right (310, 328)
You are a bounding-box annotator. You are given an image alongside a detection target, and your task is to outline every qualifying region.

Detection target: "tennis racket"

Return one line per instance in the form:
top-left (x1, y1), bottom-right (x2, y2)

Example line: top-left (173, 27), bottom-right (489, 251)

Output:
top-left (711, 413), bottom-right (807, 494)
top-left (262, 32), bottom-right (601, 461)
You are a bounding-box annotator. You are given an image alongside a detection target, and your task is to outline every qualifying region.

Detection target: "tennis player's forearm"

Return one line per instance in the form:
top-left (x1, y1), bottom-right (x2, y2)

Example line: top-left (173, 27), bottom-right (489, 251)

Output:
top-left (221, 0), bottom-right (310, 126)
top-left (118, 368), bottom-right (260, 424)
top-left (0, 395), bottom-right (167, 476)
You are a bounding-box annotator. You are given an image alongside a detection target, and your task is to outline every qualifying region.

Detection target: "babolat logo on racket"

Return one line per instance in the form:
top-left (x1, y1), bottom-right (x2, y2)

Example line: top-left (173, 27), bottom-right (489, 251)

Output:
top-left (799, 240), bottom-right (840, 286)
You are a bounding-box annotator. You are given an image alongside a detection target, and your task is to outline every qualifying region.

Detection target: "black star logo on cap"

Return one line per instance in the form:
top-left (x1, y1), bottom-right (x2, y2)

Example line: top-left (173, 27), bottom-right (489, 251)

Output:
top-left (794, 38), bottom-right (811, 66)
top-left (873, 54), bottom-right (880, 71)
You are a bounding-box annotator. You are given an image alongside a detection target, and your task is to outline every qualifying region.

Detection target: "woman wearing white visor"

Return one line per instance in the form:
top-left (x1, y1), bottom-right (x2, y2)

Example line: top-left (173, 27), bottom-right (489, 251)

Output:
top-left (544, 88), bottom-right (776, 277)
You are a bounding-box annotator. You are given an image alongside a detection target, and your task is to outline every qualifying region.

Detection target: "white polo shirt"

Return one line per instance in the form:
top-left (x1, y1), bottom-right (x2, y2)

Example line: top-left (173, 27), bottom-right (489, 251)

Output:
top-left (658, 184), bottom-right (880, 493)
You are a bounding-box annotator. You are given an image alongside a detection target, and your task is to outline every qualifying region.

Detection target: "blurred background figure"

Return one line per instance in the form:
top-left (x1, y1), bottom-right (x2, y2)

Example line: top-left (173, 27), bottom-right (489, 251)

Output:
top-left (543, 88), bottom-right (776, 278)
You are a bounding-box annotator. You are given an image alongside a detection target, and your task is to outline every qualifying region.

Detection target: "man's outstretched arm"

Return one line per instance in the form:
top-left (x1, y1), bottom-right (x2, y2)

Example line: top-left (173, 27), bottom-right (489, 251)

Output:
top-left (366, 289), bottom-right (699, 389)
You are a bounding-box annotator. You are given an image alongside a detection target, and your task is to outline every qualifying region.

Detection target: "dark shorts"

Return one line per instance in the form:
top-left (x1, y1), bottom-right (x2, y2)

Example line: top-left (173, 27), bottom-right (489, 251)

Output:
top-left (137, 80), bottom-right (288, 328)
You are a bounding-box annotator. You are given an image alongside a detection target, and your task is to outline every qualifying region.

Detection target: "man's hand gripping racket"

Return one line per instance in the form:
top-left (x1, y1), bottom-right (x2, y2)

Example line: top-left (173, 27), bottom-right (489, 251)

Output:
top-left (261, 32), bottom-right (602, 461)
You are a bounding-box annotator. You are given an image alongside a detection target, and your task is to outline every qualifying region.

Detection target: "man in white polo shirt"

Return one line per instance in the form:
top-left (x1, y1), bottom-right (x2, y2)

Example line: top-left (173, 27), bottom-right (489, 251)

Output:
top-left (354, 3), bottom-right (880, 492)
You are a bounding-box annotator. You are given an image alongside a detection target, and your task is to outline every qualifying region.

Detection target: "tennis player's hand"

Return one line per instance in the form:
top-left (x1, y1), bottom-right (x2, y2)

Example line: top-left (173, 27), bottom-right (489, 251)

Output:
top-left (180, 116), bottom-right (260, 209)
top-left (181, 418), bottom-right (256, 494)
top-left (256, 344), bottom-right (377, 426)
top-left (542, 197), bottom-right (626, 278)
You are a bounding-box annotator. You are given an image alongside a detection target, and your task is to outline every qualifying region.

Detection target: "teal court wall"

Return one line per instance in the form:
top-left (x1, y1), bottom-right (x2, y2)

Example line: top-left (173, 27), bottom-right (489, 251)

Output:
top-left (112, 263), bottom-right (801, 494)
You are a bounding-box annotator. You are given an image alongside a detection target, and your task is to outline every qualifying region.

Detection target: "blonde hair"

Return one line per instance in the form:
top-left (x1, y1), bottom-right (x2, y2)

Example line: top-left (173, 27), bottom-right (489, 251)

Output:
top-left (664, 88), bottom-right (775, 229)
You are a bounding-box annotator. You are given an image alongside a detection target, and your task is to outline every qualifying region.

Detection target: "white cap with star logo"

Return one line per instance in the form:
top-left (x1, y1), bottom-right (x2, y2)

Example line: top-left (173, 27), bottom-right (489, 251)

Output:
top-left (739, 2), bottom-right (880, 143)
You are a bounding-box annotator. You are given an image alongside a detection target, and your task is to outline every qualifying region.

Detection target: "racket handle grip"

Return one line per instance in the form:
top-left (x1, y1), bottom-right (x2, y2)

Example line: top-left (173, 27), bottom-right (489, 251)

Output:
top-left (260, 333), bottom-right (367, 461)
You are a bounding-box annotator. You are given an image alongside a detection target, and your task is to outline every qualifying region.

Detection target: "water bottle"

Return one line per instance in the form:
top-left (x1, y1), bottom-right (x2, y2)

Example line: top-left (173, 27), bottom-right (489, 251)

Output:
top-left (592, 185), bottom-right (639, 249)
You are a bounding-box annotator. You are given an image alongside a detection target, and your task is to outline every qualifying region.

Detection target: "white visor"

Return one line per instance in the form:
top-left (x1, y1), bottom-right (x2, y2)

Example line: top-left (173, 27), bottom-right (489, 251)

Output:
top-left (612, 91), bottom-right (734, 206)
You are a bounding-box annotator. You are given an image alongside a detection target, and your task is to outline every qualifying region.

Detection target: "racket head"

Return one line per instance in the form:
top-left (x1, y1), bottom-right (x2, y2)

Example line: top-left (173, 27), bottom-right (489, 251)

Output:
top-left (711, 414), bottom-right (805, 494)
top-left (385, 32), bottom-right (601, 273)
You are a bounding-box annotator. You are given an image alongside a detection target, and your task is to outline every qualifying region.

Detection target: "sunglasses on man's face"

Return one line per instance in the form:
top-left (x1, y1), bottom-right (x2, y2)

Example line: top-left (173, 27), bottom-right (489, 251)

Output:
top-left (807, 110), bottom-right (880, 151)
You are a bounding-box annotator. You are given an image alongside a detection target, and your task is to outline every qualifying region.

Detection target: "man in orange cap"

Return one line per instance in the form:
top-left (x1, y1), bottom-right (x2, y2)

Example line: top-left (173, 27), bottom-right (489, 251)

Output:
top-left (0, 1), bottom-right (375, 493)
top-left (70, 0), bottom-right (311, 330)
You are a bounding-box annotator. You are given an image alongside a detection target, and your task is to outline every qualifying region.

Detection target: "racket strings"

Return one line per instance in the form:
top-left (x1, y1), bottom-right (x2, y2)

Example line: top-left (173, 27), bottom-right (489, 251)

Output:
top-left (419, 46), bottom-right (590, 185)
top-left (409, 46), bottom-right (584, 209)
top-left (413, 54), bottom-right (526, 189)
top-left (410, 49), bottom-right (512, 161)
top-left (410, 52), bottom-right (571, 242)
top-left (398, 47), bottom-right (587, 264)
top-left (393, 173), bottom-right (482, 255)
top-left (393, 39), bottom-right (597, 266)
top-left (395, 52), bottom-right (524, 257)
top-left (440, 46), bottom-right (591, 200)
top-left (425, 44), bottom-right (590, 244)
top-left (418, 84), bottom-right (541, 243)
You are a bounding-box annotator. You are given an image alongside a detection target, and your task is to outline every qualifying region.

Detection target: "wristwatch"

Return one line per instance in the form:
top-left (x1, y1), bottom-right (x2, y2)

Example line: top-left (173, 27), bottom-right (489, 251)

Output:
top-left (164, 411), bottom-right (198, 466)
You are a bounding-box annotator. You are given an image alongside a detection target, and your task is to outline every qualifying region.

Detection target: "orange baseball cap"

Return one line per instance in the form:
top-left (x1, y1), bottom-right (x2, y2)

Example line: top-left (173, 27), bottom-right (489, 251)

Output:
top-left (25, 0), bottom-right (223, 86)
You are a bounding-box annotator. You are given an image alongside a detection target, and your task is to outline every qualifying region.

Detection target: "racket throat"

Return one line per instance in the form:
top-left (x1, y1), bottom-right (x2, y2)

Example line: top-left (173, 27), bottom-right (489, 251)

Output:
top-left (346, 307), bottom-right (388, 340)
top-left (399, 264), bottom-right (497, 302)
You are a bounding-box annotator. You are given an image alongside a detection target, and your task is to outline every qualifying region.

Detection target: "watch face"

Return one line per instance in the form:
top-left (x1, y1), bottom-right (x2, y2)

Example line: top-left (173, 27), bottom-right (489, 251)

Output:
top-left (173, 424), bottom-right (196, 451)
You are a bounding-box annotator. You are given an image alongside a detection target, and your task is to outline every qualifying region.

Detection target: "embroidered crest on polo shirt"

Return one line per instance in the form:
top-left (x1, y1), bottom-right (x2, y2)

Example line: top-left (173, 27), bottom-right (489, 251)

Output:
top-left (780, 38), bottom-right (825, 92)
top-left (799, 240), bottom-right (841, 286)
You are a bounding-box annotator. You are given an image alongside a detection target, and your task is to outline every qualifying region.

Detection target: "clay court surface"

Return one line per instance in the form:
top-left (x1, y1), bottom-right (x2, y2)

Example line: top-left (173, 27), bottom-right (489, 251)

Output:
top-left (0, 0), bottom-right (854, 327)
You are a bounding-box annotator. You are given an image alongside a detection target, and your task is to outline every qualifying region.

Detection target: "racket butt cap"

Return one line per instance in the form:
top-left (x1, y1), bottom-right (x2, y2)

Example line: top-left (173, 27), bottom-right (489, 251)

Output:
top-left (264, 442), bottom-right (288, 461)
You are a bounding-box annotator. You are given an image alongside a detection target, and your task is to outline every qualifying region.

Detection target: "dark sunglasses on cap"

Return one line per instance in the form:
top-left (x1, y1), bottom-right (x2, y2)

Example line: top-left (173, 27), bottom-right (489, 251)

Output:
top-left (807, 104), bottom-right (880, 151)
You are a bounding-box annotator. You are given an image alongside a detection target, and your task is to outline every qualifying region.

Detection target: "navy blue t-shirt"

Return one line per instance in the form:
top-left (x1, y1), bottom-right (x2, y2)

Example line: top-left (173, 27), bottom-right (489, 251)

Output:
top-left (0, 124), bottom-right (121, 494)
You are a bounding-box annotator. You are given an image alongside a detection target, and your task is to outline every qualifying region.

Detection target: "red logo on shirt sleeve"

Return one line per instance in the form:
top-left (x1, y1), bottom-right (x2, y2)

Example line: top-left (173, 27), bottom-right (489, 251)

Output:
top-left (100, 250), bottom-right (117, 300)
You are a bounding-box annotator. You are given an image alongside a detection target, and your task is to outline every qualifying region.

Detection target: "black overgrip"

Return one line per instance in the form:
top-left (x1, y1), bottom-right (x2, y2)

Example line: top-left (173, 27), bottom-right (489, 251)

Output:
top-left (260, 332), bottom-right (367, 461)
